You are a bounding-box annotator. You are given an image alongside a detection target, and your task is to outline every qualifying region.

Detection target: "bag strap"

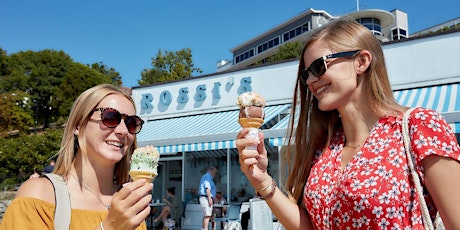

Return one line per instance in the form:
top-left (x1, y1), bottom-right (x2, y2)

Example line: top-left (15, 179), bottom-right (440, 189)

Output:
top-left (402, 108), bottom-right (434, 229)
top-left (44, 173), bottom-right (71, 230)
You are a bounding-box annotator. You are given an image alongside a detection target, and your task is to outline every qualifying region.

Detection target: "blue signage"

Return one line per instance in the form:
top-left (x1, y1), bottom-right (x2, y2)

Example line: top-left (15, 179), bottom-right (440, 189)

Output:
top-left (139, 76), bottom-right (253, 115)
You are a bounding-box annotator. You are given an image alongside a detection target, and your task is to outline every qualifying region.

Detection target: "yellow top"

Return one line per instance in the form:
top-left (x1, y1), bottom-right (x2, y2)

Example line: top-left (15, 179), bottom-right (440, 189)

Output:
top-left (0, 197), bottom-right (147, 230)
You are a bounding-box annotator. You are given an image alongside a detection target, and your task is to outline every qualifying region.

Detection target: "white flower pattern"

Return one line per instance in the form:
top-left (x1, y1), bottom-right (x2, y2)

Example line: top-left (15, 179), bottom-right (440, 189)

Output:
top-left (304, 108), bottom-right (460, 229)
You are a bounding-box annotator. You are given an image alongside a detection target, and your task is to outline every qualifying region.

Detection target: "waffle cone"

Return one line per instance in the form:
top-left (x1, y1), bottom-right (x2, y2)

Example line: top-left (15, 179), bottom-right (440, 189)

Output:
top-left (238, 118), bottom-right (264, 129)
top-left (129, 171), bottom-right (158, 182)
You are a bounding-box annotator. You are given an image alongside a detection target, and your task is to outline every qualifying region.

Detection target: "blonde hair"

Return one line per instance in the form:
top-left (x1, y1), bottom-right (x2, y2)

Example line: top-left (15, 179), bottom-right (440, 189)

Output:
top-left (53, 84), bottom-right (137, 185)
top-left (283, 18), bottom-right (404, 204)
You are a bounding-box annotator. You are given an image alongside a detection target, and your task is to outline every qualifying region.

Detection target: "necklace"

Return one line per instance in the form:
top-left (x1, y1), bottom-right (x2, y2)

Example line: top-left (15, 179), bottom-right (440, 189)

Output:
top-left (344, 143), bottom-right (362, 149)
top-left (69, 173), bottom-right (113, 210)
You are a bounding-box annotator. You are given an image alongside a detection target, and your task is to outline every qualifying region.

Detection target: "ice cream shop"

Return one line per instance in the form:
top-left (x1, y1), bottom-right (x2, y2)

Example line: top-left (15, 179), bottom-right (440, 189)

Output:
top-left (131, 60), bottom-right (296, 207)
top-left (131, 29), bottom-right (460, 228)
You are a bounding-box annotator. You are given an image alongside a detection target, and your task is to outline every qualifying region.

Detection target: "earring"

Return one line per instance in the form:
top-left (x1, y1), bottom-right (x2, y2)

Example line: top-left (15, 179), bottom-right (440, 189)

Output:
top-left (73, 135), bottom-right (79, 154)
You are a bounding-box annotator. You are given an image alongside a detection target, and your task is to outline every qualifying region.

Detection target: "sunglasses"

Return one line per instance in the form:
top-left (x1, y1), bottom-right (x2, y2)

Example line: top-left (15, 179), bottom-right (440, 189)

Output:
top-left (92, 107), bottom-right (144, 134)
top-left (300, 50), bottom-right (361, 86)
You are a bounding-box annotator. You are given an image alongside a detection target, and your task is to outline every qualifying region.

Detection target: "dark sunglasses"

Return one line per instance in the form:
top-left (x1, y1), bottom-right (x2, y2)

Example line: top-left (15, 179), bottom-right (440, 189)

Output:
top-left (92, 107), bottom-right (144, 134)
top-left (300, 50), bottom-right (361, 86)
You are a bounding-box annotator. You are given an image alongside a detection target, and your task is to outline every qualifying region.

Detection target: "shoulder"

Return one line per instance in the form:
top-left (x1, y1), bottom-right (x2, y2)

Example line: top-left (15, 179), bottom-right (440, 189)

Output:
top-left (406, 107), bottom-right (450, 130)
top-left (408, 107), bottom-right (442, 120)
top-left (15, 177), bottom-right (55, 204)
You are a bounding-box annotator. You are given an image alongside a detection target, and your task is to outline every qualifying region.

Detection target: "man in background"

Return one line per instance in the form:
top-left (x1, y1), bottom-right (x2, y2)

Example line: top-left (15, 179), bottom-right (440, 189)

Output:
top-left (198, 167), bottom-right (217, 230)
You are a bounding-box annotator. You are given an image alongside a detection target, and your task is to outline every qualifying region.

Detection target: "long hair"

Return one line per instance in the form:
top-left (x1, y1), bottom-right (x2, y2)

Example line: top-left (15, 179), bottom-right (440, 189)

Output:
top-left (53, 84), bottom-right (137, 185)
top-left (283, 18), bottom-right (405, 204)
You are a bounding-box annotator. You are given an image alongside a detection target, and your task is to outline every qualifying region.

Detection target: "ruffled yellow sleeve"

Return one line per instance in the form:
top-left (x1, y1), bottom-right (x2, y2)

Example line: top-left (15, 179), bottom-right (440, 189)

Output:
top-left (0, 197), bottom-right (147, 230)
top-left (0, 197), bottom-right (54, 229)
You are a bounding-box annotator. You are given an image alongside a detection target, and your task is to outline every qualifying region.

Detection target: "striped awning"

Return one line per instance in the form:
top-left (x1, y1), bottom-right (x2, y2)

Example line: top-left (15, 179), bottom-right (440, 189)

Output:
top-left (137, 104), bottom-right (290, 153)
top-left (269, 83), bottom-right (460, 146)
top-left (394, 83), bottom-right (460, 133)
top-left (393, 83), bottom-right (459, 113)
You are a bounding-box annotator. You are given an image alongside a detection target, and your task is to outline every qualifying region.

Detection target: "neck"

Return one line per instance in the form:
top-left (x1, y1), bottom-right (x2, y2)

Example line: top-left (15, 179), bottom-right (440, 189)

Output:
top-left (71, 153), bottom-right (117, 192)
top-left (339, 105), bottom-right (379, 146)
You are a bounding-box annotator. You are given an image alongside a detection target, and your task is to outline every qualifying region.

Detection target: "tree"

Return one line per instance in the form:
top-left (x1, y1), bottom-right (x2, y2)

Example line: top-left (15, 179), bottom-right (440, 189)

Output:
top-left (1, 50), bottom-right (73, 128)
top-left (0, 128), bottom-right (63, 186)
top-left (264, 41), bottom-right (304, 64)
top-left (0, 48), bottom-right (7, 76)
top-left (139, 48), bottom-right (202, 85)
top-left (0, 49), bottom-right (114, 130)
top-left (90, 62), bottom-right (122, 87)
top-left (54, 62), bottom-right (112, 117)
top-left (0, 90), bottom-right (34, 135)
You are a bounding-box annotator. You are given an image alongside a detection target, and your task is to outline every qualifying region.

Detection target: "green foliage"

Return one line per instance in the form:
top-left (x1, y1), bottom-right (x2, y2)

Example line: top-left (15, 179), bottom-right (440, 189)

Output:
top-left (139, 48), bottom-right (202, 85)
top-left (54, 62), bottom-right (112, 116)
top-left (1, 50), bottom-right (73, 128)
top-left (0, 49), bottom-right (115, 131)
top-left (0, 128), bottom-right (63, 186)
top-left (90, 62), bottom-right (123, 87)
top-left (260, 41), bottom-right (304, 65)
top-left (0, 90), bottom-right (34, 136)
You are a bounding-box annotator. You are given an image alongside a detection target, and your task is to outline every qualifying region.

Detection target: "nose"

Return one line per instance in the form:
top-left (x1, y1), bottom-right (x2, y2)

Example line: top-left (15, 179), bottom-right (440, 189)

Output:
top-left (305, 73), bottom-right (319, 86)
top-left (114, 119), bottom-right (129, 135)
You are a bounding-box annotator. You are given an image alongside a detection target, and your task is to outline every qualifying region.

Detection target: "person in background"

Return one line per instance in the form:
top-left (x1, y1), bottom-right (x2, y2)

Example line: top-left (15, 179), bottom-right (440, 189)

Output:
top-left (29, 168), bottom-right (41, 179)
top-left (43, 159), bottom-right (55, 174)
top-left (211, 191), bottom-right (227, 230)
top-left (154, 187), bottom-right (183, 226)
top-left (236, 19), bottom-right (460, 229)
top-left (236, 188), bottom-right (252, 202)
top-left (185, 187), bottom-right (199, 203)
top-left (1, 84), bottom-right (152, 230)
top-left (198, 166), bottom-right (217, 230)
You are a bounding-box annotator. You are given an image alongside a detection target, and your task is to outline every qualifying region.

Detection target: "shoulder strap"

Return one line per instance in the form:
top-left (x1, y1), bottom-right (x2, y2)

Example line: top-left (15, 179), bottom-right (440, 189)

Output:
top-left (402, 108), bottom-right (434, 230)
top-left (44, 173), bottom-right (71, 230)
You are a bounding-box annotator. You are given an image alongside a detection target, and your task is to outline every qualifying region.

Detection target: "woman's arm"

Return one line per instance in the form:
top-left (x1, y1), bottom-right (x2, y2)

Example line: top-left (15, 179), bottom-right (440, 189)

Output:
top-left (236, 129), bottom-right (314, 230)
top-left (423, 156), bottom-right (460, 229)
top-left (163, 198), bottom-right (173, 207)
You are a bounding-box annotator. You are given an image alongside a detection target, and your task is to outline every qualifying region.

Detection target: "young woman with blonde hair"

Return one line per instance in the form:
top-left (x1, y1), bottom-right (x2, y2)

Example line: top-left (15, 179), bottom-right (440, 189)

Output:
top-left (1, 84), bottom-right (152, 230)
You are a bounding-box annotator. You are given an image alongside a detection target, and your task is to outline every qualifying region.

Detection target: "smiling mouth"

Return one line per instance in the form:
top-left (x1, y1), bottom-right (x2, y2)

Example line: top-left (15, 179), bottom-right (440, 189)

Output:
top-left (315, 85), bottom-right (329, 95)
top-left (106, 140), bottom-right (123, 148)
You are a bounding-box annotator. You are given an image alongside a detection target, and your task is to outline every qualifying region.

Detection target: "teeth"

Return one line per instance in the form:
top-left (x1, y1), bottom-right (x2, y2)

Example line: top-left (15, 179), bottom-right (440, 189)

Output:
top-left (316, 85), bottom-right (329, 94)
top-left (107, 141), bottom-right (123, 147)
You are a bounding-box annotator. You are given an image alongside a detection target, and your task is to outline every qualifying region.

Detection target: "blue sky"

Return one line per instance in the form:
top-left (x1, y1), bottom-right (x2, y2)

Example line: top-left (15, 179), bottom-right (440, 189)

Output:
top-left (1, 0), bottom-right (458, 88)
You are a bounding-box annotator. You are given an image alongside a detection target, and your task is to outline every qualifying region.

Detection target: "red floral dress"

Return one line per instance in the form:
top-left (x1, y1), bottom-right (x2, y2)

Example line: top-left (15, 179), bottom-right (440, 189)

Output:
top-left (304, 108), bottom-right (460, 229)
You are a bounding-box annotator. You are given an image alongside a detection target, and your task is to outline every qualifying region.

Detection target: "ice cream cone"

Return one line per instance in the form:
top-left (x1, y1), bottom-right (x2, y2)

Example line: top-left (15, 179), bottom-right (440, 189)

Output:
top-left (129, 171), bottom-right (158, 182)
top-left (238, 117), bottom-right (264, 129)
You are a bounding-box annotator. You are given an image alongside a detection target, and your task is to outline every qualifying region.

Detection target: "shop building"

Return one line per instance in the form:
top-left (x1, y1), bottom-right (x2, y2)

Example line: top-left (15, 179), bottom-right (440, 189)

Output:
top-left (218, 8), bottom-right (408, 73)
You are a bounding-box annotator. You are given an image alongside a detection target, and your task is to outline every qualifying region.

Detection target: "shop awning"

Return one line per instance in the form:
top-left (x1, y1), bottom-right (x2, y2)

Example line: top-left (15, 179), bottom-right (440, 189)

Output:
top-left (137, 104), bottom-right (290, 153)
top-left (269, 83), bottom-right (460, 146)
top-left (395, 83), bottom-right (460, 133)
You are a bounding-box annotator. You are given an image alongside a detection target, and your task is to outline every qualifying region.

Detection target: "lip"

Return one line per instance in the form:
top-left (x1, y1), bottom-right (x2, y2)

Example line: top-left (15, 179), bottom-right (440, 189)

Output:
top-left (106, 140), bottom-right (124, 148)
top-left (310, 83), bottom-right (330, 96)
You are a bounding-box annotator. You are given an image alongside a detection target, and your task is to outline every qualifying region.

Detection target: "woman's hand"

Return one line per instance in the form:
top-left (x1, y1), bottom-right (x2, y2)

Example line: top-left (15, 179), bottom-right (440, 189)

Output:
top-left (236, 128), bottom-right (269, 190)
top-left (102, 179), bottom-right (153, 230)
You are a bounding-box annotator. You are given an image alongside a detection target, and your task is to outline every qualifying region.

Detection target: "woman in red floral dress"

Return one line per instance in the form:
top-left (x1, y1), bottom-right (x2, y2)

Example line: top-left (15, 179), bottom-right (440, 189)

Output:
top-left (236, 18), bottom-right (460, 229)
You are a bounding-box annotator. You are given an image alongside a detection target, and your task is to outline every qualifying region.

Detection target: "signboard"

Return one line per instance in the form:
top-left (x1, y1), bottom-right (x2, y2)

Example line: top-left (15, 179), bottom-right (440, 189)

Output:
top-left (131, 61), bottom-right (298, 120)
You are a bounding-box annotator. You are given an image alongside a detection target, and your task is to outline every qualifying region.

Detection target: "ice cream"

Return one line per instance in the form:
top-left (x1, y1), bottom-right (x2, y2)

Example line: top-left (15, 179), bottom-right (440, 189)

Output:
top-left (129, 145), bottom-right (160, 181)
top-left (236, 91), bottom-right (266, 129)
top-left (236, 92), bottom-right (266, 150)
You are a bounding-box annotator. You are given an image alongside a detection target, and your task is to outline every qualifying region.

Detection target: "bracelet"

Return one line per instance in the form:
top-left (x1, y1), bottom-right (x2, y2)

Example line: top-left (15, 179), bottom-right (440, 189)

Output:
top-left (257, 178), bottom-right (277, 200)
top-left (100, 222), bottom-right (105, 230)
top-left (255, 177), bottom-right (270, 192)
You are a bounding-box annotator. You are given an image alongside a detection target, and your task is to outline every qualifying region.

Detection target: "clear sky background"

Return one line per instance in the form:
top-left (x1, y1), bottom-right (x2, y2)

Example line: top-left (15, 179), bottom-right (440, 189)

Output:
top-left (1, 0), bottom-right (458, 88)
